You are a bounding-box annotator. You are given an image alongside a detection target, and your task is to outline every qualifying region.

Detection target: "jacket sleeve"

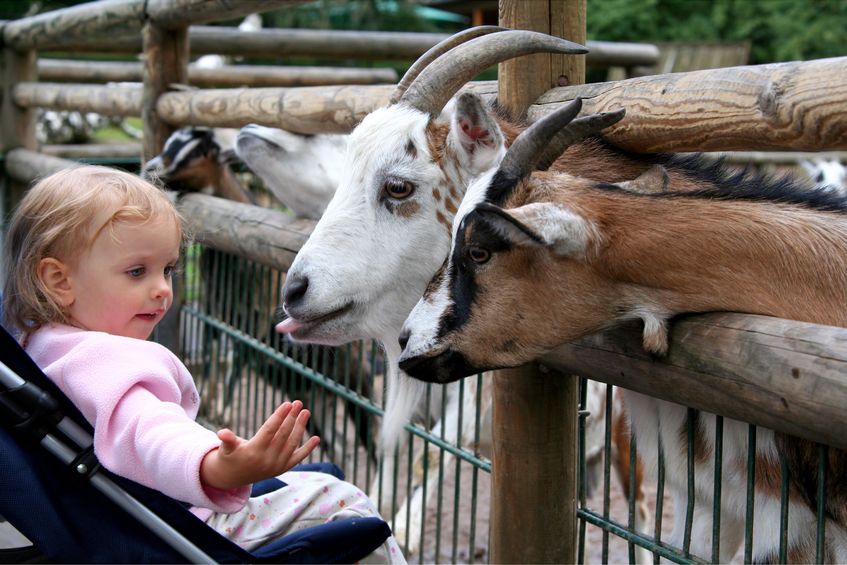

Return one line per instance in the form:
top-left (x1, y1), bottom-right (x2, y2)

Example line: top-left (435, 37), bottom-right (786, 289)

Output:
top-left (56, 338), bottom-right (250, 512)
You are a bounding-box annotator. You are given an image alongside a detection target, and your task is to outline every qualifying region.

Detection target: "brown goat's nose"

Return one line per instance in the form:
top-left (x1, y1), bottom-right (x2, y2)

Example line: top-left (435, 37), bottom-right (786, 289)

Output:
top-left (283, 274), bottom-right (309, 307)
top-left (398, 329), bottom-right (410, 351)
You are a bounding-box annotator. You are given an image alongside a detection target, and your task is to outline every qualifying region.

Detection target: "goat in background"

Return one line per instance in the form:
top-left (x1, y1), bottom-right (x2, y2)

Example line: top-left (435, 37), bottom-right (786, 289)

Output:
top-left (398, 101), bottom-right (847, 563)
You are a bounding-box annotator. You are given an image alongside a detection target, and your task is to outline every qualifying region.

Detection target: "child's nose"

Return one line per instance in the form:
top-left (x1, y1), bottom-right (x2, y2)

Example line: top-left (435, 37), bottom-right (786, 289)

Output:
top-left (152, 276), bottom-right (173, 300)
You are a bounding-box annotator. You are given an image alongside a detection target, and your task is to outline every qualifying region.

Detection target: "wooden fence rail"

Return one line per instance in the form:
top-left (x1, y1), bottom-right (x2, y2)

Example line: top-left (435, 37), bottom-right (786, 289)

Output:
top-left (12, 56), bottom-right (847, 146)
top-left (37, 59), bottom-right (399, 87)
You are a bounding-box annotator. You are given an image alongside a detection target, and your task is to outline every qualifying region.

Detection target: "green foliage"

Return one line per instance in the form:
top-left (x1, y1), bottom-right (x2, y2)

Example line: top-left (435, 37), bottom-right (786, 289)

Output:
top-left (587, 0), bottom-right (847, 64)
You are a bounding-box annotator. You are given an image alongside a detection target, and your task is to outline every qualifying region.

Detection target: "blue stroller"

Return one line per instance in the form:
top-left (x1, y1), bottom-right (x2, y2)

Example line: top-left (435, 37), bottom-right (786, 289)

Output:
top-left (0, 324), bottom-right (391, 563)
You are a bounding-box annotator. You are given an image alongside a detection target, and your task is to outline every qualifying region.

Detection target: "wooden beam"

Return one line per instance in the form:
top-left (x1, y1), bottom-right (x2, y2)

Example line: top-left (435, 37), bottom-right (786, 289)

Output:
top-left (141, 23), bottom-right (188, 162)
top-left (37, 59), bottom-right (398, 87)
top-left (541, 313), bottom-right (847, 449)
top-left (154, 84), bottom-right (396, 133)
top-left (14, 56), bottom-right (847, 150)
top-left (38, 26), bottom-right (659, 67)
top-left (145, 0), bottom-right (307, 30)
top-left (491, 2), bottom-right (582, 563)
top-left (530, 56), bottom-right (847, 152)
top-left (3, 0), bottom-right (146, 51)
top-left (13, 81), bottom-right (143, 117)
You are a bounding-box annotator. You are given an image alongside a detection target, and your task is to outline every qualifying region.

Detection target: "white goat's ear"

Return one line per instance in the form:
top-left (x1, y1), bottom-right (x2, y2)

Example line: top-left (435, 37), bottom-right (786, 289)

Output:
top-left (617, 164), bottom-right (669, 194)
top-left (449, 91), bottom-right (504, 174)
top-left (476, 201), bottom-right (594, 258)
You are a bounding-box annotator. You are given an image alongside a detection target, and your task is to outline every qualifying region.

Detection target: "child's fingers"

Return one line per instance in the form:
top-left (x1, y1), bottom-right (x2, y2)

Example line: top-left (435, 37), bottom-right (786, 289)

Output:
top-left (274, 409), bottom-right (312, 462)
top-left (270, 401), bottom-right (306, 446)
top-left (288, 436), bottom-right (321, 468)
top-left (256, 402), bottom-right (293, 443)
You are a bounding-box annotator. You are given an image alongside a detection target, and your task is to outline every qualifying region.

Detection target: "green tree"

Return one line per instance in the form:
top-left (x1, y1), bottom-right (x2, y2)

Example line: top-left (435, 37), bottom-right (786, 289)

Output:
top-left (587, 0), bottom-right (847, 64)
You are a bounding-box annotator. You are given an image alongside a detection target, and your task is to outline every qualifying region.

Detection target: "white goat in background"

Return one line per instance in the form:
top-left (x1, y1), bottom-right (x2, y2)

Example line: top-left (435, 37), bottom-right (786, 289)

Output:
top-left (398, 102), bottom-right (847, 564)
top-left (234, 124), bottom-right (346, 219)
top-left (800, 157), bottom-right (847, 195)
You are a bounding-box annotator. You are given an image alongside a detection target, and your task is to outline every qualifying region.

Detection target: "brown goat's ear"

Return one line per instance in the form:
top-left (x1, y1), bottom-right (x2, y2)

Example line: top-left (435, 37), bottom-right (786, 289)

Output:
top-left (449, 92), bottom-right (504, 174)
top-left (617, 165), bottom-right (669, 194)
top-left (476, 201), bottom-right (593, 257)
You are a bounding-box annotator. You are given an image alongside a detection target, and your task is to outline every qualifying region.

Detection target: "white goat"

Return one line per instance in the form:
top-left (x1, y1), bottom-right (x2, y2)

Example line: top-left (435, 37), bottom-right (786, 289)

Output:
top-left (398, 102), bottom-right (847, 563)
top-left (276, 27), bottom-right (656, 557)
top-left (234, 124), bottom-right (346, 219)
top-left (800, 157), bottom-right (846, 195)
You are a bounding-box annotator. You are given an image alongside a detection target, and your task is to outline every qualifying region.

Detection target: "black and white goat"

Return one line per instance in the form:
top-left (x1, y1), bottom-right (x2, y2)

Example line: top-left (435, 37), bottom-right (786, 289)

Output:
top-left (398, 101), bottom-right (847, 563)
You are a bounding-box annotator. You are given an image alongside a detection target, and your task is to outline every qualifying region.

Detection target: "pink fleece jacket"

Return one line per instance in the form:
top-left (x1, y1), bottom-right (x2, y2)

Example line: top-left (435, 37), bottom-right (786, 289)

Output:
top-left (26, 324), bottom-right (250, 517)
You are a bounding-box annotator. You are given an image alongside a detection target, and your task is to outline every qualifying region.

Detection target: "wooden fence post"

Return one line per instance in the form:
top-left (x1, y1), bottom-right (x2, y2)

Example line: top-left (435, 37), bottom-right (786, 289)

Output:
top-left (142, 22), bottom-right (188, 352)
top-left (0, 37), bottom-right (37, 210)
top-left (490, 1), bottom-right (585, 563)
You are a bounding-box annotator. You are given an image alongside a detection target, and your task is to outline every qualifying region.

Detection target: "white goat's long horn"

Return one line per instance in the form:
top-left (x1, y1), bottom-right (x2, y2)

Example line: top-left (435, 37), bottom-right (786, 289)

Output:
top-left (534, 108), bottom-right (626, 171)
top-left (400, 30), bottom-right (588, 117)
top-left (389, 25), bottom-right (507, 105)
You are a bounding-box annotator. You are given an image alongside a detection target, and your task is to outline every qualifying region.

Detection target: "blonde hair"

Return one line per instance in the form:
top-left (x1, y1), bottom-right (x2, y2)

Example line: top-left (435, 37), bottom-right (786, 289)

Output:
top-left (2, 165), bottom-right (185, 338)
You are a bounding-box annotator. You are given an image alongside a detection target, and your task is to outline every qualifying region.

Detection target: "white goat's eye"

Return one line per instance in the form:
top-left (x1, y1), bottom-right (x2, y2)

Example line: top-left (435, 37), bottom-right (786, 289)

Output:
top-left (467, 246), bottom-right (491, 264)
top-left (383, 179), bottom-right (415, 199)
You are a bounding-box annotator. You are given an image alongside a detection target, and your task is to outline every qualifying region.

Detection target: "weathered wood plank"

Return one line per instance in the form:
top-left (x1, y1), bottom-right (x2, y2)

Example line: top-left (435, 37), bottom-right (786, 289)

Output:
top-left (13, 82), bottom-right (143, 116)
top-left (145, 0), bottom-right (307, 30)
top-left (541, 313), bottom-right (847, 449)
top-left (141, 22), bottom-right (188, 162)
top-left (37, 59), bottom-right (398, 87)
top-left (176, 193), bottom-right (315, 272)
top-left (491, 3), bottom-right (581, 564)
top-left (3, 0), bottom-right (146, 51)
top-left (40, 25), bottom-right (658, 67)
top-left (531, 56), bottom-right (847, 152)
top-left (155, 84), bottom-right (397, 133)
top-left (41, 142), bottom-right (142, 159)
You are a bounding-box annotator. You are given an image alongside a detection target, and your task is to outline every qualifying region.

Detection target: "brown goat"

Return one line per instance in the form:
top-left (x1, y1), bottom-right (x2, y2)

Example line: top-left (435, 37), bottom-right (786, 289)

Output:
top-left (398, 102), bottom-right (847, 563)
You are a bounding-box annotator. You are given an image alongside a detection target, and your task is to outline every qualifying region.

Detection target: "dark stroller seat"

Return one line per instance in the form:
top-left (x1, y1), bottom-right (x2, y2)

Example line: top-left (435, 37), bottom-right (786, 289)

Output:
top-left (0, 324), bottom-right (391, 563)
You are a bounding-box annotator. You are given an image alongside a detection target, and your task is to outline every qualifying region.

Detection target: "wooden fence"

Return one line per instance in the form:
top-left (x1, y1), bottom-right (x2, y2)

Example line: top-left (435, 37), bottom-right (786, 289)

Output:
top-left (2, 1), bottom-right (847, 563)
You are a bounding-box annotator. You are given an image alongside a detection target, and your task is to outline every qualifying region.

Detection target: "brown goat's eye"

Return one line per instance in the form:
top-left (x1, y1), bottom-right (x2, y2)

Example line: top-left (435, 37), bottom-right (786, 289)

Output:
top-left (467, 246), bottom-right (491, 264)
top-left (384, 179), bottom-right (415, 199)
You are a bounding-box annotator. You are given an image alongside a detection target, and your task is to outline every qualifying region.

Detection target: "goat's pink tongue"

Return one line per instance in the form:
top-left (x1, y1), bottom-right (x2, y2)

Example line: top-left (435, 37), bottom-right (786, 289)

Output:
top-left (275, 317), bottom-right (303, 334)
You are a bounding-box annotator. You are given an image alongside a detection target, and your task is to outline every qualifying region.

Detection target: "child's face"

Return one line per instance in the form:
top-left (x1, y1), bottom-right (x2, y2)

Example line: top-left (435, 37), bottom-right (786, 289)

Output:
top-left (66, 215), bottom-right (181, 340)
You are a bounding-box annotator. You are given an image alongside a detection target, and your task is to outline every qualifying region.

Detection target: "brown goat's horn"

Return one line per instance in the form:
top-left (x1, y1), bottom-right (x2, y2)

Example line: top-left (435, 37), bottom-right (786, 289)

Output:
top-left (389, 26), bottom-right (507, 105)
top-left (400, 30), bottom-right (588, 117)
top-left (534, 107), bottom-right (626, 171)
top-left (496, 97), bottom-right (584, 182)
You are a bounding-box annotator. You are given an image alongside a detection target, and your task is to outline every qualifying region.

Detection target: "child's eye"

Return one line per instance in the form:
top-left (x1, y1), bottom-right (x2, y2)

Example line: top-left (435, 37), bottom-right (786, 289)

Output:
top-left (164, 265), bottom-right (174, 277)
top-left (127, 267), bottom-right (145, 277)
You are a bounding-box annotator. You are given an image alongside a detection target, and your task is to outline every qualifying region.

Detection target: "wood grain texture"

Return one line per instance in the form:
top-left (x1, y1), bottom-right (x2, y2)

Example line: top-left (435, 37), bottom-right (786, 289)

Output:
top-left (38, 25), bottom-right (656, 67)
top-left (155, 84), bottom-right (396, 133)
top-left (141, 22), bottom-right (188, 161)
top-left (37, 59), bottom-right (398, 87)
top-left (13, 81), bottom-right (143, 116)
top-left (146, 0), bottom-right (306, 30)
top-left (530, 56), bottom-right (847, 152)
top-left (3, 0), bottom-right (146, 51)
top-left (492, 3), bottom-right (580, 564)
top-left (541, 313), bottom-right (847, 449)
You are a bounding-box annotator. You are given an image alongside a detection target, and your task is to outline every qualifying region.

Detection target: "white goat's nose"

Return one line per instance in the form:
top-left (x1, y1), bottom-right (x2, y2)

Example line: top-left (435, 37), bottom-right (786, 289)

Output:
top-left (283, 273), bottom-right (309, 308)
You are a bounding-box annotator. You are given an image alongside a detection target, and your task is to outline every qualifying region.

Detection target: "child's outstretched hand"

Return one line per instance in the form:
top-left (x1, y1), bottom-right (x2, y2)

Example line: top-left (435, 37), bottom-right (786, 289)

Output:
top-left (200, 400), bottom-right (321, 490)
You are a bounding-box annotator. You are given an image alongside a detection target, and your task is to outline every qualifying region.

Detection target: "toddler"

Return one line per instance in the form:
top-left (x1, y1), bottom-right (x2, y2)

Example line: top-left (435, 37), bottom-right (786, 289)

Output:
top-left (2, 165), bottom-right (404, 562)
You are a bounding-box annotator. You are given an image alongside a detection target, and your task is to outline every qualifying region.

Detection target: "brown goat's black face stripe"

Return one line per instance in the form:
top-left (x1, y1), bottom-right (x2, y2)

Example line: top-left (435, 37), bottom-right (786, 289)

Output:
top-left (483, 170), bottom-right (521, 207)
top-left (440, 209), bottom-right (514, 336)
